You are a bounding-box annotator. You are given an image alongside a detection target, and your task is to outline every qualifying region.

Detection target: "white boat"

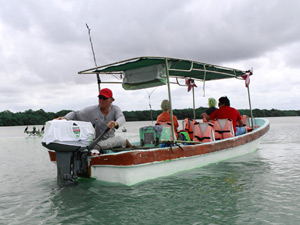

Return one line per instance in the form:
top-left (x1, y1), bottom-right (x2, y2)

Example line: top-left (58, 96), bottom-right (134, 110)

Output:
top-left (43, 56), bottom-right (269, 186)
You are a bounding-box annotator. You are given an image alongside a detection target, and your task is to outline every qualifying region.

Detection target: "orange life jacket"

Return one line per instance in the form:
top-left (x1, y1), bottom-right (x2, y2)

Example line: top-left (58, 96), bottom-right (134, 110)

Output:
top-left (203, 117), bottom-right (215, 123)
top-left (236, 115), bottom-right (253, 132)
top-left (155, 121), bottom-right (177, 140)
top-left (214, 119), bottom-right (235, 140)
top-left (184, 118), bottom-right (197, 140)
top-left (192, 122), bottom-right (215, 142)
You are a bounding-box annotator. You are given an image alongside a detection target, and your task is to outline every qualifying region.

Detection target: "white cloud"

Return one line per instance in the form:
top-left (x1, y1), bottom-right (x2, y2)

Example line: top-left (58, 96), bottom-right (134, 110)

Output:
top-left (0, 0), bottom-right (300, 114)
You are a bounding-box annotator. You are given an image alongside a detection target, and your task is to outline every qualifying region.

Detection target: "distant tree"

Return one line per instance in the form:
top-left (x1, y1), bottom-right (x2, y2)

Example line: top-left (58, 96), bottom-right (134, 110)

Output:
top-left (0, 108), bottom-right (299, 126)
top-left (55, 110), bottom-right (72, 118)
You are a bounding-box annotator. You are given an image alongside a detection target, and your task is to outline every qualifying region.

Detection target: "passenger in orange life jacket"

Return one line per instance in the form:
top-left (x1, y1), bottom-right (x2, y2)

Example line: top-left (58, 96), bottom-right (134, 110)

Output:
top-left (203, 97), bottom-right (217, 122)
top-left (200, 96), bottom-right (246, 136)
top-left (156, 99), bottom-right (179, 134)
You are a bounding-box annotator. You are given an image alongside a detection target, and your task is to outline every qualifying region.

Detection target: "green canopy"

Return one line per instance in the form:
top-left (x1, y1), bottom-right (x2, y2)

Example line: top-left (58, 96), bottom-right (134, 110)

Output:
top-left (78, 56), bottom-right (247, 81)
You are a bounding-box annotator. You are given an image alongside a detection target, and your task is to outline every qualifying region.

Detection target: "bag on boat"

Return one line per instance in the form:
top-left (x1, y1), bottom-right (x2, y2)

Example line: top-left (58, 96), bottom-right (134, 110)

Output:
top-left (155, 121), bottom-right (177, 140)
top-left (139, 125), bottom-right (171, 147)
top-left (122, 64), bottom-right (167, 90)
top-left (177, 130), bottom-right (191, 145)
top-left (42, 120), bottom-right (95, 147)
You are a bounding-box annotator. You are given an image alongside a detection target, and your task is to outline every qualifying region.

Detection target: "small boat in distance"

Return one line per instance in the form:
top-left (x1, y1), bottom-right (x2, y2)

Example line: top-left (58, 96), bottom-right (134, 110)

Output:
top-left (42, 56), bottom-right (269, 187)
top-left (25, 126), bottom-right (44, 136)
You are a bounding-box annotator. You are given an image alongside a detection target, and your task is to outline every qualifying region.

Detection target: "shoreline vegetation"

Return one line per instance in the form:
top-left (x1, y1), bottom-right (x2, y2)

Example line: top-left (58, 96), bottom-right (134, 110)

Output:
top-left (0, 108), bottom-right (299, 126)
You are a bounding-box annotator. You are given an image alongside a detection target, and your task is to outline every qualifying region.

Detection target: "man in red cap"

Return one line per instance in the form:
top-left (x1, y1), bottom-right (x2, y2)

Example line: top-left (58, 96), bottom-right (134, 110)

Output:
top-left (57, 88), bottom-right (132, 149)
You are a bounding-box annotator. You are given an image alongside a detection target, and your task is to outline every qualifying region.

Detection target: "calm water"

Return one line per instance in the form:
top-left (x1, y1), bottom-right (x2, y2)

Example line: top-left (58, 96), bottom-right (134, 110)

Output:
top-left (0, 117), bottom-right (300, 225)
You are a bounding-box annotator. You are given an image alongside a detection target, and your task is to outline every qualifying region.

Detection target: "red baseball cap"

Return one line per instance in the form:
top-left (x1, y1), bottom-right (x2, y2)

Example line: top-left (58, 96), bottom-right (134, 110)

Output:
top-left (98, 88), bottom-right (114, 100)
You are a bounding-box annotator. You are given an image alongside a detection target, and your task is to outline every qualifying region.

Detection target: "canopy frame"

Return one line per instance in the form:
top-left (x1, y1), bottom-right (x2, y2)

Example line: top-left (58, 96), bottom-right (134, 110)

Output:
top-left (78, 56), bottom-right (252, 144)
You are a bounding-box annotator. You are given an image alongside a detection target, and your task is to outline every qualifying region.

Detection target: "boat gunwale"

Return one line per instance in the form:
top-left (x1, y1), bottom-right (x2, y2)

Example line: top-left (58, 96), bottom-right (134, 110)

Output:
top-left (89, 118), bottom-right (269, 167)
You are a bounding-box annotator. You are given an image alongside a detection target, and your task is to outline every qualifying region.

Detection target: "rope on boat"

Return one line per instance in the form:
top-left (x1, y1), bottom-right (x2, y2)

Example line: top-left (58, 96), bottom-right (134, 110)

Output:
top-left (145, 88), bottom-right (157, 125)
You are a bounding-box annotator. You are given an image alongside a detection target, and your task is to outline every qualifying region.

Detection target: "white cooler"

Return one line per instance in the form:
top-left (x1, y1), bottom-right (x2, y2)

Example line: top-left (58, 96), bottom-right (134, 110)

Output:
top-left (42, 120), bottom-right (95, 147)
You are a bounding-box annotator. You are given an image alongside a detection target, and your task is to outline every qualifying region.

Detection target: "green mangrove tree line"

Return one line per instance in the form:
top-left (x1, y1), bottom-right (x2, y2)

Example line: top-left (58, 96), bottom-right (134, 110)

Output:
top-left (0, 108), bottom-right (299, 126)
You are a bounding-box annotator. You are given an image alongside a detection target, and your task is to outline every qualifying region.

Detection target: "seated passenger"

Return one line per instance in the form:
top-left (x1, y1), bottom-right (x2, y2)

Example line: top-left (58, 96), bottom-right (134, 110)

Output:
top-left (200, 96), bottom-right (246, 136)
top-left (203, 97), bottom-right (218, 122)
top-left (156, 99), bottom-right (179, 135)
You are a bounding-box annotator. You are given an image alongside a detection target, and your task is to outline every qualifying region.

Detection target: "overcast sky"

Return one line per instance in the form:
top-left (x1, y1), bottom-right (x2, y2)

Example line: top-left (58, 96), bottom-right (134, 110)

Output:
top-left (1, 0), bottom-right (299, 114)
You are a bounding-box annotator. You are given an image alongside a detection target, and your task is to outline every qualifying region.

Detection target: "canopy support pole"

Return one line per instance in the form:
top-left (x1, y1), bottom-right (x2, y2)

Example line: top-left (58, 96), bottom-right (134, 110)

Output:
top-left (192, 86), bottom-right (196, 120)
top-left (247, 86), bottom-right (254, 128)
top-left (165, 58), bottom-right (175, 143)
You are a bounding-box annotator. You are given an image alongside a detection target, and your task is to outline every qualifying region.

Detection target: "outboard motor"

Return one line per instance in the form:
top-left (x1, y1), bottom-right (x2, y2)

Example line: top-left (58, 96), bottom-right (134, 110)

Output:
top-left (41, 120), bottom-right (96, 187)
top-left (42, 142), bottom-right (89, 186)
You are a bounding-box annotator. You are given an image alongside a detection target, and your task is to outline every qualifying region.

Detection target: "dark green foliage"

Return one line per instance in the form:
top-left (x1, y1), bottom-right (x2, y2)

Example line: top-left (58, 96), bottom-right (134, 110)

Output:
top-left (0, 108), bottom-right (299, 126)
top-left (0, 109), bottom-right (71, 126)
top-left (123, 108), bottom-right (300, 121)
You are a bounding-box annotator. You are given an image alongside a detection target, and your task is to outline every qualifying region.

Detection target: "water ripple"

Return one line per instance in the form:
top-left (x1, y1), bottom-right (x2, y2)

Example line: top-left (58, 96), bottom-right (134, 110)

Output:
top-left (1, 118), bottom-right (300, 224)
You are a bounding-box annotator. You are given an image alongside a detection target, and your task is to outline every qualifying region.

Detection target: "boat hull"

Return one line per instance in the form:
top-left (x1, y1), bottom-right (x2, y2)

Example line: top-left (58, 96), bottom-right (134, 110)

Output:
top-left (91, 138), bottom-right (260, 185)
top-left (47, 118), bottom-right (269, 185)
top-left (88, 118), bottom-right (269, 185)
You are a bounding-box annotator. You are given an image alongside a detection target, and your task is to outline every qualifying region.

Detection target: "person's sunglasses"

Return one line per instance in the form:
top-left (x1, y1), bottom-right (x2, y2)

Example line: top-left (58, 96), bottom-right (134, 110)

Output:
top-left (98, 95), bottom-right (108, 100)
